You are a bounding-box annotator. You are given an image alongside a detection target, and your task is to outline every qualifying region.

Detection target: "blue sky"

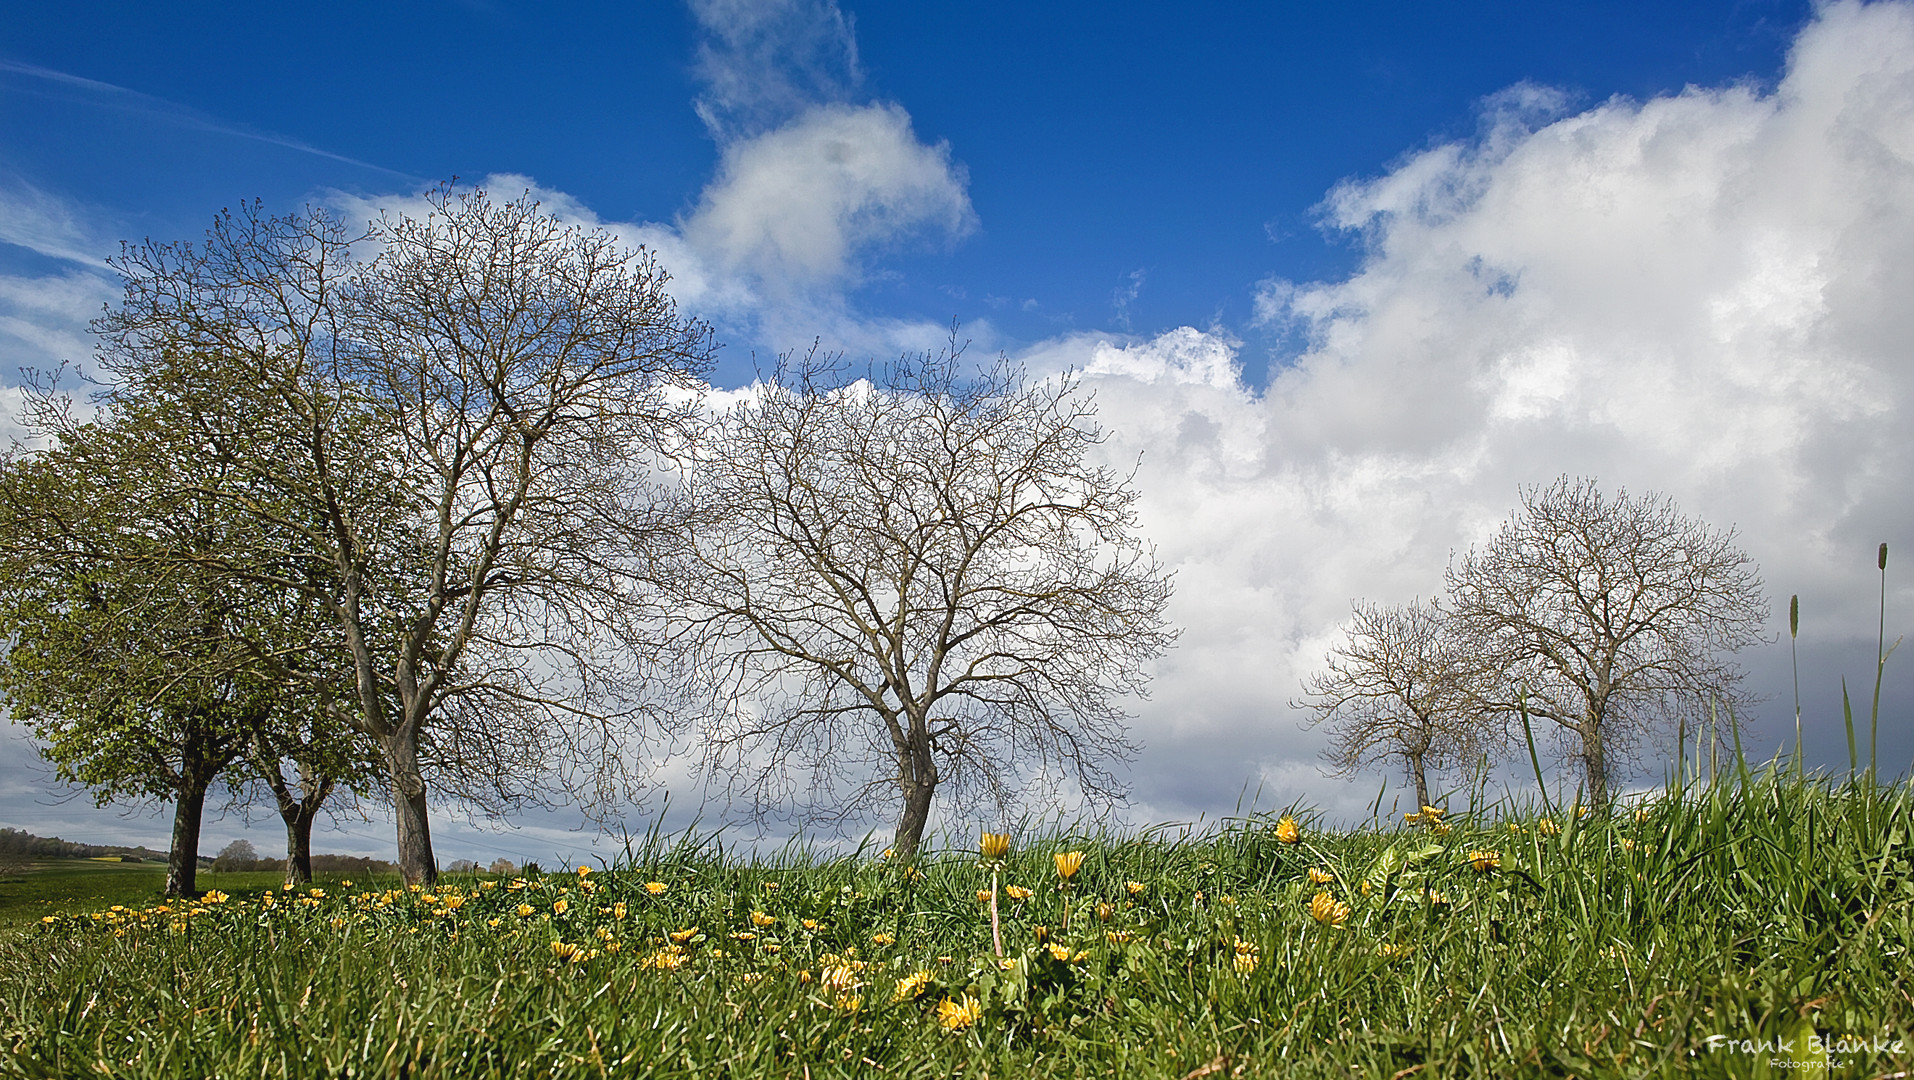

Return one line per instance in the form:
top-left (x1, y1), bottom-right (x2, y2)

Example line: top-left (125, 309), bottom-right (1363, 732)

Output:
top-left (2, 1), bottom-right (1814, 381)
top-left (3, 0), bottom-right (1910, 866)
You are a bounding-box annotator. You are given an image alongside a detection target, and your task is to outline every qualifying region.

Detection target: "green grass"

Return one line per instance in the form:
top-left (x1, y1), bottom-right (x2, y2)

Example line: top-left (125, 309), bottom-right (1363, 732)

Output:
top-left (2, 771), bottom-right (1911, 1079)
top-left (0, 861), bottom-right (400, 928)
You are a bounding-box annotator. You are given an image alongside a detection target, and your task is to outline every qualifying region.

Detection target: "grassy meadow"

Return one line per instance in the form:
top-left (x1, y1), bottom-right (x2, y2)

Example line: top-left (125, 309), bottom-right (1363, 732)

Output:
top-left (2, 768), bottom-right (1911, 1079)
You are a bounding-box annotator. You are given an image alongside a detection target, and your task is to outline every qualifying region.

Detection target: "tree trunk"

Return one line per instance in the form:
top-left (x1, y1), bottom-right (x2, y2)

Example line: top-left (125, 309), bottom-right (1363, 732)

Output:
top-left (384, 726), bottom-right (437, 886)
top-left (891, 720), bottom-right (940, 859)
top-left (1582, 723), bottom-right (1610, 812)
top-left (165, 781), bottom-right (208, 899)
top-left (1409, 753), bottom-right (1431, 811)
top-left (283, 808), bottom-right (316, 887)
top-left (256, 741), bottom-right (332, 888)
top-left (893, 777), bottom-right (937, 860)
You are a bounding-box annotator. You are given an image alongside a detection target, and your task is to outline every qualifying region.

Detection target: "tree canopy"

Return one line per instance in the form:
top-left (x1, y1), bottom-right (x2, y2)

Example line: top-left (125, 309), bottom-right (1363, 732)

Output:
top-left (656, 349), bottom-right (1176, 856)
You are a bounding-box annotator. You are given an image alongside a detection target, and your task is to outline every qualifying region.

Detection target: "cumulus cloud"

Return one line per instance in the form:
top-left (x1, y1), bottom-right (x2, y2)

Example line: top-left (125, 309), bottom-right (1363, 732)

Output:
top-left (677, 0), bottom-right (975, 299)
top-left (683, 103), bottom-right (975, 291)
top-left (1031, 0), bottom-right (1914, 821)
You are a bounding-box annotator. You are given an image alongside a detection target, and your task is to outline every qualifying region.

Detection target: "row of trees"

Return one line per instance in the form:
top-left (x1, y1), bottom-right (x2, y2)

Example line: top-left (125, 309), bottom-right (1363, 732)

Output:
top-left (0, 185), bottom-right (1175, 894)
top-left (1296, 477), bottom-right (1768, 811)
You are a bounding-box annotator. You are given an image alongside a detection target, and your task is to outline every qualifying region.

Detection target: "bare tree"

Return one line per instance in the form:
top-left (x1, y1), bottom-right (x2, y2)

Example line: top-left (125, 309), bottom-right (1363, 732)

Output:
top-left (89, 187), bottom-right (713, 883)
top-left (1445, 477), bottom-right (1767, 810)
top-left (1293, 598), bottom-right (1500, 810)
top-left (658, 348), bottom-right (1176, 857)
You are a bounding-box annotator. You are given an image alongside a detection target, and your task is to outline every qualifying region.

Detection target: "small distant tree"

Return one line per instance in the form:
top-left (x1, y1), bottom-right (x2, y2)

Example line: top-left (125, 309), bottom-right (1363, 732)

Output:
top-left (1446, 477), bottom-right (1767, 810)
top-left (1293, 598), bottom-right (1501, 809)
top-left (658, 348), bottom-right (1177, 857)
top-left (212, 839), bottom-right (260, 872)
top-left (488, 858), bottom-right (519, 875)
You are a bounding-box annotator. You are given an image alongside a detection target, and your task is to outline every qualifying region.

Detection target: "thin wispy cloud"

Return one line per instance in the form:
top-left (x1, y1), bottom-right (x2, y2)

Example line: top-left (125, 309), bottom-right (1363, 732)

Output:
top-left (687, 0), bottom-right (863, 142)
top-left (0, 58), bottom-right (416, 180)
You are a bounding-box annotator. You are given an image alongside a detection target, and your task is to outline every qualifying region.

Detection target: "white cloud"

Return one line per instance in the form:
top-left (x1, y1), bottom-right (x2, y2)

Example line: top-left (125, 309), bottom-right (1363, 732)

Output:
top-left (687, 0), bottom-right (862, 141)
top-left (1024, 0), bottom-right (1914, 820)
top-left (0, 176), bottom-right (111, 266)
top-left (683, 102), bottom-right (975, 291)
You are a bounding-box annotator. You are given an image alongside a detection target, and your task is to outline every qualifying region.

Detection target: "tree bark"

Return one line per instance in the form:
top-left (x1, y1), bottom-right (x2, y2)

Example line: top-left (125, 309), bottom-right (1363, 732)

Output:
top-left (893, 777), bottom-right (937, 860)
top-left (891, 722), bottom-right (940, 859)
top-left (283, 811), bottom-right (315, 887)
top-left (1582, 722), bottom-right (1610, 812)
top-left (1409, 752), bottom-right (1431, 811)
top-left (383, 726), bottom-right (436, 886)
top-left (165, 780), bottom-right (207, 899)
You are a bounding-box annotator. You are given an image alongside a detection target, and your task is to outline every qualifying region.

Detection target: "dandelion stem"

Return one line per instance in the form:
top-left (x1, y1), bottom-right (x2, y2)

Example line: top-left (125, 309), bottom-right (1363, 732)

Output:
top-left (989, 869), bottom-right (1002, 958)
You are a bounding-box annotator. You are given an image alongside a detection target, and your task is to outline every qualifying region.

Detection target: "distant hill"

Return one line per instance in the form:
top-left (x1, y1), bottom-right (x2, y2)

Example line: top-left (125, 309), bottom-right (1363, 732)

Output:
top-left (0, 827), bottom-right (402, 875)
top-left (0, 827), bottom-right (170, 863)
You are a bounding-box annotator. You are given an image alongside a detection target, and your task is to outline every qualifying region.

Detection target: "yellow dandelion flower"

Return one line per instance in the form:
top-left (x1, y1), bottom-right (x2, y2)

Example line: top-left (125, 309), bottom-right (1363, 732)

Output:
top-left (514, 904), bottom-right (534, 918)
top-left (1275, 815), bottom-right (1301, 844)
top-left (802, 919), bottom-right (820, 930)
top-left (1376, 942), bottom-right (1414, 960)
top-left (480, 880), bottom-right (497, 890)
top-left (642, 948), bottom-right (687, 971)
top-left (576, 866), bottom-right (592, 877)
top-left (1635, 805), bottom-right (1652, 824)
top-left (870, 931), bottom-right (896, 946)
top-left (938, 994), bottom-right (983, 1031)
top-left (644, 881), bottom-right (668, 895)
top-left (1004, 885), bottom-right (1033, 901)
top-left (975, 888), bottom-right (994, 904)
top-left (1125, 880), bottom-right (1146, 895)
top-left (612, 902), bottom-right (627, 919)
top-left (1234, 951), bottom-right (1259, 974)
top-left (1053, 851), bottom-right (1086, 880)
top-left (1095, 901), bottom-right (1115, 922)
top-left (486, 918), bottom-right (501, 928)
top-left (1468, 850), bottom-right (1501, 873)
top-left (892, 970), bottom-right (933, 1002)
top-left (552, 941), bottom-right (580, 959)
top-left (979, 832), bottom-right (1011, 860)
top-left (1307, 867), bottom-right (1335, 885)
top-left (1308, 891), bottom-right (1350, 927)
top-left (833, 993), bottom-right (862, 1013)
top-left (552, 899), bottom-right (569, 915)
top-left (1046, 943), bottom-right (1071, 962)
top-left (749, 910), bottom-right (776, 928)
top-left (1538, 818), bottom-right (1560, 836)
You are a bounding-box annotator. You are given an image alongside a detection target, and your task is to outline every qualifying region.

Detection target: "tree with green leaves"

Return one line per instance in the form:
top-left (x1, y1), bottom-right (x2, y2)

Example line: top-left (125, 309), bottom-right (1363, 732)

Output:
top-left (0, 420), bottom-right (294, 897)
top-left (88, 186), bottom-right (713, 884)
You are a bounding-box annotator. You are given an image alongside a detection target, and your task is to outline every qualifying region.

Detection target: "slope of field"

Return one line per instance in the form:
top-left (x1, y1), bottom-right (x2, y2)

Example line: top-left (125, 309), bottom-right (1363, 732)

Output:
top-left (2, 774), bottom-right (1909, 1078)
